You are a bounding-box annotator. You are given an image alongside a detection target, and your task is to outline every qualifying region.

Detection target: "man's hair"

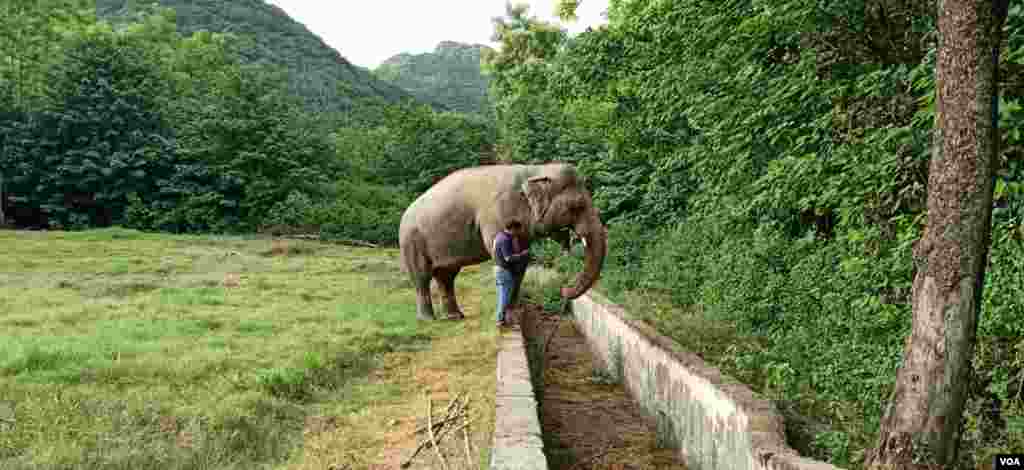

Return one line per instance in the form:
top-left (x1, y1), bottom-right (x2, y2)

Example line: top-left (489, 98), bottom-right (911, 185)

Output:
top-left (505, 220), bottom-right (523, 230)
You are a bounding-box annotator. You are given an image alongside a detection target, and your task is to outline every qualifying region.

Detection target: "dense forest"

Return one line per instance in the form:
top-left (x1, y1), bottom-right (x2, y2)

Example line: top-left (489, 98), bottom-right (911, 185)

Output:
top-left (0, 0), bottom-right (491, 239)
top-left (3, 0), bottom-right (1024, 468)
top-left (375, 41), bottom-right (494, 116)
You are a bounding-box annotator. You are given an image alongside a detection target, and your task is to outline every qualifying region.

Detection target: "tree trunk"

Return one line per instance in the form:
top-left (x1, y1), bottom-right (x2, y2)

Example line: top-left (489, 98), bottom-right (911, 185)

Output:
top-left (865, 0), bottom-right (1009, 468)
top-left (0, 172), bottom-right (6, 226)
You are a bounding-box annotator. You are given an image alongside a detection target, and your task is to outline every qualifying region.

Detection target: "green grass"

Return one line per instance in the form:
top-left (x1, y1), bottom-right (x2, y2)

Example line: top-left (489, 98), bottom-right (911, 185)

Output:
top-left (0, 227), bottom-right (500, 470)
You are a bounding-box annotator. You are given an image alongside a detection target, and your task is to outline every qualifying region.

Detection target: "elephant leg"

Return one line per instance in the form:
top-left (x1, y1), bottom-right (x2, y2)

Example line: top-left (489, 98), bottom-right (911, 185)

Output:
top-left (434, 267), bottom-right (464, 320)
top-left (402, 232), bottom-right (435, 321)
top-left (413, 272), bottom-right (435, 321)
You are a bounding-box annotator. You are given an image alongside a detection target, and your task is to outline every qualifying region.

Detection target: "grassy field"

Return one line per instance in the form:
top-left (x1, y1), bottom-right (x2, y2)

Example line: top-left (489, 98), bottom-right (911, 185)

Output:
top-left (0, 228), bottom-right (500, 470)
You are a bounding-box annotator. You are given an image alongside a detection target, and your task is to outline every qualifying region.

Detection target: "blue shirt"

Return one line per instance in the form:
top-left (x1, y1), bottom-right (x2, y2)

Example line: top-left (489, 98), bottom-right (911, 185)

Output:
top-left (493, 230), bottom-right (529, 272)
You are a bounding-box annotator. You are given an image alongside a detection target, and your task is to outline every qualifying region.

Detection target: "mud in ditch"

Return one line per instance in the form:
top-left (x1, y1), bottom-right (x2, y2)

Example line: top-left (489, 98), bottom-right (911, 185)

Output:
top-left (516, 303), bottom-right (688, 470)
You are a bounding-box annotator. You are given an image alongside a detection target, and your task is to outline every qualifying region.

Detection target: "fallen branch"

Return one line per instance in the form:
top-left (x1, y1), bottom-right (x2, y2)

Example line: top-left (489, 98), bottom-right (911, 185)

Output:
top-left (329, 237), bottom-right (379, 248)
top-left (461, 422), bottom-right (473, 468)
top-left (401, 392), bottom-right (474, 469)
top-left (413, 392), bottom-right (467, 435)
top-left (401, 417), bottom-right (476, 468)
top-left (426, 393), bottom-right (449, 470)
top-left (273, 233), bottom-right (380, 248)
top-left (569, 444), bottom-right (614, 470)
top-left (543, 314), bottom-right (562, 358)
top-left (460, 394), bottom-right (474, 469)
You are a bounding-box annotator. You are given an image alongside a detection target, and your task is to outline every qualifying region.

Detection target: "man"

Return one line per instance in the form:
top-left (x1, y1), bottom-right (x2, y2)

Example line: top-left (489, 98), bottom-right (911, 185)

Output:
top-left (493, 220), bottom-right (531, 327)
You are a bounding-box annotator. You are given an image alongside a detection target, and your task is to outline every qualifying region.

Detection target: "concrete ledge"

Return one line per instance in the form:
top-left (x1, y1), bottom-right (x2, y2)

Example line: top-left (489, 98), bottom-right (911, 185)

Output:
top-left (572, 291), bottom-right (845, 470)
top-left (491, 327), bottom-right (548, 470)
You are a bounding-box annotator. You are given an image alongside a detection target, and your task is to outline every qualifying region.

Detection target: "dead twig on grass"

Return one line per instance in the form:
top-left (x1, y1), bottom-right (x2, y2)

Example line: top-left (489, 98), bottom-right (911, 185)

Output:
top-left (273, 233), bottom-right (380, 248)
top-left (413, 392), bottom-right (466, 435)
top-left (460, 393), bottom-right (474, 468)
top-left (426, 392), bottom-right (449, 470)
top-left (402, 392), bottom-right (474, 469)
top-left (543, 314), bottom-right (562, 358)
top-left (461, 424), bottom-right (473, 467)
top-left (330, 237), bottom-right (379, 248)
top-left (569, 443), bottom-right (614, 470)
top-left (401, 417), bottom-right (476, 468)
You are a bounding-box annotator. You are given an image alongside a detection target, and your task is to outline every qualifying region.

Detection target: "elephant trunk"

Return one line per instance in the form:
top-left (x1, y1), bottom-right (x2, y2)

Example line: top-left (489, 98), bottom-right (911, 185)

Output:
top-left (563, 212), bottom-right (607, 300)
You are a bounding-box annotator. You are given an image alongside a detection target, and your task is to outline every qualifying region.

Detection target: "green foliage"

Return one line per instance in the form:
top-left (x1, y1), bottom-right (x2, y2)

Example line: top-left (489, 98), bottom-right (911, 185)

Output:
top-left (964, 226), bottom-right (1024, 463)
top-left (1, 2), bottom-right (499, 249)
top-left (347, 102), bottom-right (496, 195)
top-left (0, 0), bottom-right (97, 112)
top-left (495, 0), bottom-right (1024, 467)
top-left (2, 26), bottom-right (177, 229)
top-left (555, 0), bottom-right (582, 22)
top-left (375, 41), bottom-right (494, 116)
top-left (286, 100), bottom-right (497, 244)
top-left (262, 182), bottom-right (410, 245)
top-left (152, 62), bottom-right (340, 233)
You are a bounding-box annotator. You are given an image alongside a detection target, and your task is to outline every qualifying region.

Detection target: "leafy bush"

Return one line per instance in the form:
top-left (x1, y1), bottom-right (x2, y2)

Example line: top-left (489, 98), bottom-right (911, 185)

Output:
top-left (353, 102), bottom-right (496, 194)
top-left (258, 181), bottom-right (412, 245)
top-left (963, 224), bottom-right (1024, 466)
top-left (2, 26), bottom-right (178, 229)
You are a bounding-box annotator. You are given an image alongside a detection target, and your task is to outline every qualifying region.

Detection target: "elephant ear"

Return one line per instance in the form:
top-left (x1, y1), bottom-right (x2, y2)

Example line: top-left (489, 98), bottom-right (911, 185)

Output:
top-left (521, 176), bottom-right (553, 224)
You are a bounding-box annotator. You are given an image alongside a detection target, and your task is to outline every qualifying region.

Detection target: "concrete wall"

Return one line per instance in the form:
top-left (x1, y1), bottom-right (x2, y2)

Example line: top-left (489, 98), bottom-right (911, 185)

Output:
top-left (572, 291), bottom-right (845, 470)
top-left (490, 327), bottom-right (549, 470)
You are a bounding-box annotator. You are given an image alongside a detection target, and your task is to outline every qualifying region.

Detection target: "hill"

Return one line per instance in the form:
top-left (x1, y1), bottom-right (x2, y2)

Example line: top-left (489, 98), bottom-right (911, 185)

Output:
top-left (375, 41), bottom-right (493, 116)
top-left (96, 0), bottom-right (441, 116)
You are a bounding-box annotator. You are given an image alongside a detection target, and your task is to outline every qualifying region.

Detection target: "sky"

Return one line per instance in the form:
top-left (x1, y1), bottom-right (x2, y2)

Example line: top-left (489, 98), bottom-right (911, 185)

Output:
top-left (262, 0), bottom-right (611, 69)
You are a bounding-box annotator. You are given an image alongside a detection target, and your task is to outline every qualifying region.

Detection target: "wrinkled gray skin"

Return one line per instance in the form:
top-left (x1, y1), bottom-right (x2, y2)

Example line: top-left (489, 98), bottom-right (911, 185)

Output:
top-left (399, 163), bottom-right (608, 320)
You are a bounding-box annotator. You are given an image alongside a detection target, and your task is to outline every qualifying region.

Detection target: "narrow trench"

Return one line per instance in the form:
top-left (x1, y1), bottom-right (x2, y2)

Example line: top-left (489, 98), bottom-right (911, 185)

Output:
top-left (518, 303), bottom-right (688, 470)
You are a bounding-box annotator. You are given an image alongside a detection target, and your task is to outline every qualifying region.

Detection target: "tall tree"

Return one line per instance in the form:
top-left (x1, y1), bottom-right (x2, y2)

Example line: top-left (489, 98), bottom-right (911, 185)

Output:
top-left (866, 0), bottom-right (1010, 467)
top-left (0, 0), bottom-right (95, 227)
top-left (481, 2), bottom-right (566, 96)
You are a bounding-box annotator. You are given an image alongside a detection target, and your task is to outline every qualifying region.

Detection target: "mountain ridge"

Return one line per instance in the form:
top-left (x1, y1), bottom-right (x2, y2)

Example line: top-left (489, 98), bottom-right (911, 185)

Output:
top-left (96, 0), bottom-right (445, 115)
top-left (375, 41), bottom-right (493, 116)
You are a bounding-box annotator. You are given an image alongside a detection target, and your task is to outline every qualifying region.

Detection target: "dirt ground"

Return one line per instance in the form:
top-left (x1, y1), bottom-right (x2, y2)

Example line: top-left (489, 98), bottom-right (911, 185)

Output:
top-left (517, 303), bottom-right (689, 470)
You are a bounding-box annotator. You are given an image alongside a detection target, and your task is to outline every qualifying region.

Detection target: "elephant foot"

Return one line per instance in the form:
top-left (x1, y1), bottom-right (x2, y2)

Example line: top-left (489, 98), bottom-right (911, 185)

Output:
top-left (445, 310), bottom-right (465, 321)
top-left (417, 306), bottom-right (436, 321)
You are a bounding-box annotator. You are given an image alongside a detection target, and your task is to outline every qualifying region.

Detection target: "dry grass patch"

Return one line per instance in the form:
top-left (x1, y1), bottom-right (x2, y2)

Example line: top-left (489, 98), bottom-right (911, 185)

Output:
top-left (287, 275), bottom-right (499, 470)
top-left (0, 228), bottom-right (501, 470)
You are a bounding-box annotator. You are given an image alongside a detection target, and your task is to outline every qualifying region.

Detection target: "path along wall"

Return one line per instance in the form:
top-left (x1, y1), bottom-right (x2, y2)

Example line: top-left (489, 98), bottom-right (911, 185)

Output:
top-left (572, 290), bottom-right (845, 470)
top-left (490, 326), bottom-right (548, 470)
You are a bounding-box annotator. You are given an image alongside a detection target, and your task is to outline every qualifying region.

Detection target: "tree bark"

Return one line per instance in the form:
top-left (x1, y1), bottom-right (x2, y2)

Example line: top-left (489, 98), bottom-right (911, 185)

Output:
top-left (0, 173), bottom-right (6, 227)
top-left (1, 172), bottom-right (6, 227)
top-left (865, 0), bottom-right (1009, 468)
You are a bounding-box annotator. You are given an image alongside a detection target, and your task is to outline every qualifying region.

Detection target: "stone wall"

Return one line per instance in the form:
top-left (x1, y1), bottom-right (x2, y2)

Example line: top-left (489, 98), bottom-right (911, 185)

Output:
top-left (490, 326), bottom-right (549, 470)
top-left (572, 291), bottom-right (845, 470)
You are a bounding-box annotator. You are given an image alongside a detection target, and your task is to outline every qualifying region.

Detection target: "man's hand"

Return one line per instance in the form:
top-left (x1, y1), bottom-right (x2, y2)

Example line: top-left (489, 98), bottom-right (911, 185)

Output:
top-left (560, 287), bottom-right (574, 299)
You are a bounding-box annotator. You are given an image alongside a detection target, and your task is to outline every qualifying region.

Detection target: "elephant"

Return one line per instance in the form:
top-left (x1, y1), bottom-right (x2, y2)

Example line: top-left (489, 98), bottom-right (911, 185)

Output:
top-left (398, 163), bottom-right (608, 321)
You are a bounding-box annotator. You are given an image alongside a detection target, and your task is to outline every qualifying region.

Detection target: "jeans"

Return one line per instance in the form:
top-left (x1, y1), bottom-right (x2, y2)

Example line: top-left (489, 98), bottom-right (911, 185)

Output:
top-left (495, 267), bottom-right (516, 323)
